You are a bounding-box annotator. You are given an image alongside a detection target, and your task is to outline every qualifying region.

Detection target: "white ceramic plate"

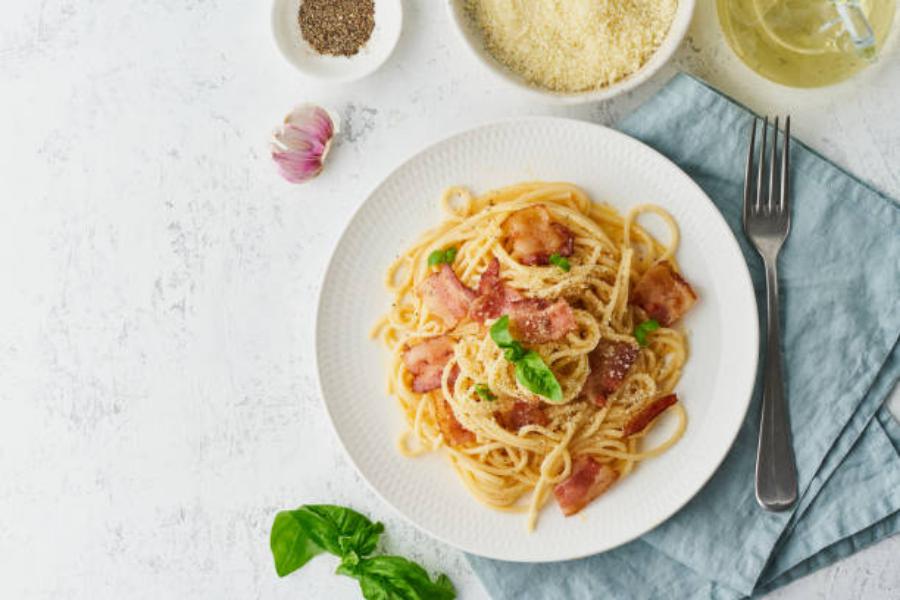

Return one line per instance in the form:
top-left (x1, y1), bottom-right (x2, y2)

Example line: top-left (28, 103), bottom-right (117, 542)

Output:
top-left (446, 0), bottom-right (696, 104)
top-left (272, 0), bottom-right (402, 82)
top-left (316, 118), bottom-right (758, 562)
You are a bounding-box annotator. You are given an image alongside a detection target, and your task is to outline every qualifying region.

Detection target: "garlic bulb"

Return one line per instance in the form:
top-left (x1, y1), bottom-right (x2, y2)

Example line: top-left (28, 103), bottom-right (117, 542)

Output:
top-left (271, 104), bottom-right (338, 184)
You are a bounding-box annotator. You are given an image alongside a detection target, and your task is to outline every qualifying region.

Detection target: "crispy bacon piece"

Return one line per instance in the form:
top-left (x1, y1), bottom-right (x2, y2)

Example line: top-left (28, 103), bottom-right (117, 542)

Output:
top-left (630, 261), bottom-right (698, 327)
top-left (553, 457), bottom-right (619, 517)
top-left (494, 401), bottom-right (549, 432)
top-left (447, 364), bottom-right (460, 389)
top-left (418, 264), bottom-right (476, 327)
top-left (581, 341), bottom-right (640, 407)
top-left (501, 205), bottom-right (575, 266)
top-left (507, 298), bottom-right (576, 344)
top-left (623, 394), bottom-right (678, 436)
top-left (435, 398), bottom-right (475, 445)
top-left (477, 258), bottom-right (504, 297)
top-left (469, 258), bottom-right (523, 323)
top-left (469, 259), bottom-right (576, 343)
top-left (403, 335), bottom-right (455, 393)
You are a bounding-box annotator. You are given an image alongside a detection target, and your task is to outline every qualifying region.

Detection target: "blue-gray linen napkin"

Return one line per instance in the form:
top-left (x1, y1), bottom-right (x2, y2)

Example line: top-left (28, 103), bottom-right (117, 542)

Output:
top-left (467, 73), bottom-right (900, 599)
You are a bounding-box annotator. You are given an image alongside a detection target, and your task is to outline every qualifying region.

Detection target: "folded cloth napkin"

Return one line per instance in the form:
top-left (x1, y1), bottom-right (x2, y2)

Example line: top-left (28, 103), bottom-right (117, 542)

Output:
top-left (468, 73), bottom-right (900, 599)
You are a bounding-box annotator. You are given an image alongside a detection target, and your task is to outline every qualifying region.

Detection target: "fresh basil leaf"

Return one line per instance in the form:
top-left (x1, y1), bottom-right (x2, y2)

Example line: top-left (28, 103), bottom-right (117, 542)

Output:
top-left (515, 350), bottom-right (563, 402)
top-left (305, 505), bottom-right (384, 558)
top-left (489, 315), bottom-right (514, 347)
top-left (270, 505), bottom-right (384, 577)
top-left (474, 384), bottom-right (496, 401)
top-left (444, 247), bottom-right (457, 263)
top-left (489, 316), bottom-right (528, 360)
top-left (633, 319), bottom-right (660, 347)
top-left (503, 343), bottom-right (525, 362)
top-left (427, 247), bottom-right (457, 267)
top-left (549, 253), bottom-right (571, 272)
top-left (338, 555), bottom-right (456, 600)
top-left (270, 510), bottom-right (327, 577)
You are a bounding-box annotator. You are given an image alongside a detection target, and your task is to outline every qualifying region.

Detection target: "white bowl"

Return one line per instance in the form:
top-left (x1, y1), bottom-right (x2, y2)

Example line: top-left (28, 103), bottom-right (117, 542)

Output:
top-left (272, 0), bottom-right (403, 82)
top-left (446, 0), bottom-right (696, 103)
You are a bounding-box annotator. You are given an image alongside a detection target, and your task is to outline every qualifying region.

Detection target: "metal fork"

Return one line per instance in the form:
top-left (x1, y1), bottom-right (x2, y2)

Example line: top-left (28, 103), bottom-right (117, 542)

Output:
top-left (743, 116), bottom-right (798, 512)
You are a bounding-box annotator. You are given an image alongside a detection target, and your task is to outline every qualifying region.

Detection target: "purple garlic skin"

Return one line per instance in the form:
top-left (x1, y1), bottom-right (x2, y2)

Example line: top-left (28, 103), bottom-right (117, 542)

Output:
top-left (271, 104), bottom-right (337, 184)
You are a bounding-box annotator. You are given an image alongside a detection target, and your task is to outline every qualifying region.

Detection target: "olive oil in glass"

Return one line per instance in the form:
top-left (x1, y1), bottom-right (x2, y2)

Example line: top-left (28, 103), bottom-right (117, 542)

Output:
top-left (717, 0), bottom-right (896, 87)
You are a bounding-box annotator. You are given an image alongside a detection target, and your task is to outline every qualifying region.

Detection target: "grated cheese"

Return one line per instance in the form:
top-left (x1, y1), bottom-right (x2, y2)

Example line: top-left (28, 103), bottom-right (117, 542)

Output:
top-left (465, 0), bottom-right (678, 93)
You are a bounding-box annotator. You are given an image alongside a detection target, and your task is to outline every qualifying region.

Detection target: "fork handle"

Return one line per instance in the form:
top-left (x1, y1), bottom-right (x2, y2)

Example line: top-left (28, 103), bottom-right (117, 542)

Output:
top-left (755, 258), bottom-right (798, 511)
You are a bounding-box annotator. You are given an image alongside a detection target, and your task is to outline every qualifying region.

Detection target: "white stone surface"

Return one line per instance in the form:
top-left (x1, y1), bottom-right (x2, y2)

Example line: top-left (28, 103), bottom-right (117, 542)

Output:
top-left (1, 1), bottom-right (898, 599)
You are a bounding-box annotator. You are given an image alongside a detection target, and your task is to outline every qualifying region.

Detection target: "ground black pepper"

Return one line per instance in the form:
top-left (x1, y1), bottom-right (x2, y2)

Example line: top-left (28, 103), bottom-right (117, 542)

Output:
top-left (299, 0), bottom-right (375, 57)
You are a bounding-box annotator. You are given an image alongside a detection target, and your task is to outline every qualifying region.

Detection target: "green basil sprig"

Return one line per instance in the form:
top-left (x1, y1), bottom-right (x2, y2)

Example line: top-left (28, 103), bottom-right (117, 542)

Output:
top-left (489, 315), bottom-right (563, 403)
top-left (548, 252), bottom-right (571, 272)
top-left (427, 247), bottom-right (458, 267)
top-left (271, 505), bottom-right (383, 576)
top-left (271, 504), bottom-right (455, 599)
top-left (633, 319), bottom-right (660, 347)
top-left (474, 384), bottom-right (496, 401)
top-left (338, 555), bottom-right (455, 600)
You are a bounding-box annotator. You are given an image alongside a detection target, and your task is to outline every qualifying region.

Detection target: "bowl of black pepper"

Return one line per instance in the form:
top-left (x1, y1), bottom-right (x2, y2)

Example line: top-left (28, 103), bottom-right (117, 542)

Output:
top-left (272, 0), bottom-right (403, 82)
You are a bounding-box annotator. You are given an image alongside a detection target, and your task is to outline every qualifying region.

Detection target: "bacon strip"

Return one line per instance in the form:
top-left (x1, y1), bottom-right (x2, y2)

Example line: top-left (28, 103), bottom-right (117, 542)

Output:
top-left (447, 364), bottom-right (460, 390)
top-left (581, 341), bottom-right (640, 407)
top-left (623, 394), bottom-right (678, 436)
top-left (469, 258), bottom-right (523, 323)
top-left (553, 457), bottom-right (619, 517)
top-left (502, 205), bottom-right (575, 266)
top-left (403, 335), bottom-right (455, 393)
top-left (494, 401), bottom-right (549, 432)
top-left (418, 264), bottom-right (476, 327)
top-left (477, 258), bottom-right (503, 297)
top-left (469, 259), bottom-right (576, 343)
top-left (630, 261), bottom-right (698, 327)
top-left (507, 298), bottom-right (576, 344)
top-left (435, 398), bottom-right (475, 445)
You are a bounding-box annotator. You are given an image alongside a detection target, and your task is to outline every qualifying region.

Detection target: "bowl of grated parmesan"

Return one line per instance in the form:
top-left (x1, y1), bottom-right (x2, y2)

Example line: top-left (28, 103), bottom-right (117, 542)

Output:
top-left (448, 0), bottom-right (695, 102)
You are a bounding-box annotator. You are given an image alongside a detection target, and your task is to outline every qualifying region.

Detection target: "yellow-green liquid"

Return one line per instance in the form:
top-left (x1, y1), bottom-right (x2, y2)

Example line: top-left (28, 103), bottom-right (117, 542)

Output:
top-left (717, 0), bottom-right (896, 87)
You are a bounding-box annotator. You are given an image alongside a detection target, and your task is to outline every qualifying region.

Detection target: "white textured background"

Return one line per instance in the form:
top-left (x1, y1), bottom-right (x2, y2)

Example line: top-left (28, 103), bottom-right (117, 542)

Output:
top-left (1, 1), bottom-right (898, 599)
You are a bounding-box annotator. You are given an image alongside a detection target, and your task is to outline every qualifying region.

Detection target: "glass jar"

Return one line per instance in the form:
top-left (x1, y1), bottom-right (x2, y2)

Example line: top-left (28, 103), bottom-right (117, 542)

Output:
top-left (717, 0), bottom-right (896, 87)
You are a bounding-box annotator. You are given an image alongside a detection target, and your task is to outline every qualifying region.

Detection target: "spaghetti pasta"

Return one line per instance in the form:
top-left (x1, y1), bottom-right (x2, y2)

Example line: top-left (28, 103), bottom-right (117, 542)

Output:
top-left (372, 182), bottom-right (694, 530)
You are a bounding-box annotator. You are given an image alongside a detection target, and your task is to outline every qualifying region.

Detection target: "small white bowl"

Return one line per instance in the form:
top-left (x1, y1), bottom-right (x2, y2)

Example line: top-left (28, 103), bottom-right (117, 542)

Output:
top-left (446, 0), bottom-right (696, 104)
top-left (272, 0), bottom-right (403, 83)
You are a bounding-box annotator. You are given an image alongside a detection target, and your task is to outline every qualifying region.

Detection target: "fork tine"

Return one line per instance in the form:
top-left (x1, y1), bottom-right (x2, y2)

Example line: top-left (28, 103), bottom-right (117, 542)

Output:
top-left (756, 116), bottom-right (768, 212)
top-left (768, 116), bottom-right (779, 214)
top-left (780, 116), bottom-right (790, 215)
top-left (743, 117), bottom-right (757, 224)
